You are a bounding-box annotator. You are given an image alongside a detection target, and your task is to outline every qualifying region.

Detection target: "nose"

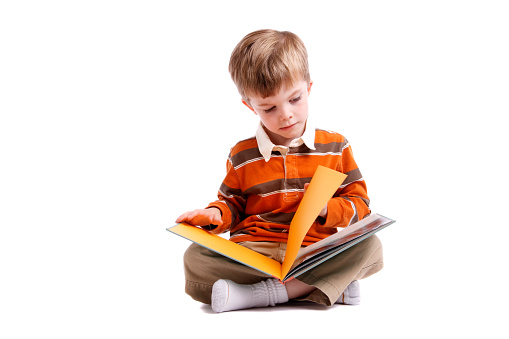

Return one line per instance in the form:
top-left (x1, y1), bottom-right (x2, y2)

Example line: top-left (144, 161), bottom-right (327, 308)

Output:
top-left (279, 104), bottom-right (293, 121)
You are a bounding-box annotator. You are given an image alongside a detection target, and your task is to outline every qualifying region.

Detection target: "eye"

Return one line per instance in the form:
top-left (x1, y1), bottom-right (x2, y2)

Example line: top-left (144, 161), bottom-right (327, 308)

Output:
top-left (264, 106), bottom-right (276, 113)
top-left (291, 95), bottom-right (302, 103)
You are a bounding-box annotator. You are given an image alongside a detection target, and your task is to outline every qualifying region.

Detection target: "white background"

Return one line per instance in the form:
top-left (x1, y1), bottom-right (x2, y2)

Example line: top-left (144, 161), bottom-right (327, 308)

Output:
top-left (1, 1), bottom-right (508, 338)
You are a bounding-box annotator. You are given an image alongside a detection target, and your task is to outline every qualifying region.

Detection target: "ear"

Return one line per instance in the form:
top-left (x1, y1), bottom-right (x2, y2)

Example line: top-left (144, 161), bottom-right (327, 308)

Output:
top-left (242, 100), bottom-right (257, 115)
top-left (307, 81), bottom-right (313, 95)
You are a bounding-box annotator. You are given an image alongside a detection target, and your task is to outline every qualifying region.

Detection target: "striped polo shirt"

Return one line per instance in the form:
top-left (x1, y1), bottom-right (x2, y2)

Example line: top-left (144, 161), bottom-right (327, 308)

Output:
top-left (207, 123), bottom-right (370, 245)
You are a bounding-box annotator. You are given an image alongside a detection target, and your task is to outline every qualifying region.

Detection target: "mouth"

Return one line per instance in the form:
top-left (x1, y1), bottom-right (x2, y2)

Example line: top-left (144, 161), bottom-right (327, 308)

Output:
top-left (280, 123), bottom-right (298, 131)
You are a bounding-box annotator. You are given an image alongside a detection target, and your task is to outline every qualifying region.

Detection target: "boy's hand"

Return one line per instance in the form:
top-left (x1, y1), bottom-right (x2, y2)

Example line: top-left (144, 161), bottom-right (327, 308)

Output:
top-left (304, 183), bottom-right (328, 219)
top-left (175, 207), bottom-right (223, 228)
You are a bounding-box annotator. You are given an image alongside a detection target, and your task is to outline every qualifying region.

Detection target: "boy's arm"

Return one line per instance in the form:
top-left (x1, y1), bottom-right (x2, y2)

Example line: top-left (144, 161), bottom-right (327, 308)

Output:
top-left (318, 143), bottom-right (371, 228)
top-left (204, 157), bottom-right (245, 234)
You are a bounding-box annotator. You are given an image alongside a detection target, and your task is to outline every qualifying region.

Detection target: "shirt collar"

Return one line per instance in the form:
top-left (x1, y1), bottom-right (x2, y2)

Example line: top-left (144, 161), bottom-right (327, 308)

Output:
top-left (256, 119), bottom-right (316, 162)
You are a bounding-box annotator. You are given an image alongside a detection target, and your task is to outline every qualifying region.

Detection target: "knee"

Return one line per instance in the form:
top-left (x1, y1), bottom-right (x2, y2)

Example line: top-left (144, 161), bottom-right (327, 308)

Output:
top-left (364, 235), bottom-right (384, 269)
top-left (368, 235), bottom-right (383, 260)
top-left (353, 235), bottom-right (383, 269)
top-left (367, 234), bottom-right (382, 247)
top-left (362, 234), bottom-right (383, 256)
top-left (183, 243), bottom-right (212, 274)
top-left (352, 236), bottom-right (384, 280)
top-left (183, 243), bottom-right (201, 265)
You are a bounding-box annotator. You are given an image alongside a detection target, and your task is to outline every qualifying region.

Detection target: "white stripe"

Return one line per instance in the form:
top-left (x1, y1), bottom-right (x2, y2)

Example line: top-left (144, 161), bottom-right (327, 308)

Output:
top-left (256, 214), bottom-right (271, 223)
top-left (339, 177), bottom-right (364, 189)
top-left (233, 157), bottom-right (265, 170)
top-left (233, 149), bottom-right (346, 170)
top-left (235, 153), bottom-right (341, 170)
top-left (342, 142), bottom-right (350, 152)
top-left (219, 189), bottom-right (245, 201)
top-left (347, 198), bottom-right (357, 226)
top-left (258, 188), bottom-right (304, 197)
top-left (233, 155), bottom-right (286, 170)
top-left (303, 152), bottom-right (343, 157)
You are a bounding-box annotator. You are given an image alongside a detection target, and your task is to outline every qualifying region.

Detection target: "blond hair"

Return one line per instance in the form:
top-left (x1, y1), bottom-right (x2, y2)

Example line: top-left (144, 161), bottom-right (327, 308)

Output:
top-left (228, 29), bottom-right (310, 100)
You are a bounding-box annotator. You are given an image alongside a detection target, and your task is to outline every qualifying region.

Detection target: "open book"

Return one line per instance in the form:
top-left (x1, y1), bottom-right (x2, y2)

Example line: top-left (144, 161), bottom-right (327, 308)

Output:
top-left (167, 166), bottom-right (395, 283)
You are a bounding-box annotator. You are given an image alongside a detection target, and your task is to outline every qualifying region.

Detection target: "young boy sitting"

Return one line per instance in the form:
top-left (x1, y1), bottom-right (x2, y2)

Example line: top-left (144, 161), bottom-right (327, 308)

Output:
top-left (176, 29), bottom-right (383, 313)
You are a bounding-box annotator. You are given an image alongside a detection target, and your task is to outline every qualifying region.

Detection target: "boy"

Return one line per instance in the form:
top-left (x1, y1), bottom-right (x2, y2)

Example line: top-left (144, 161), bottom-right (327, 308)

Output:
top-left (176, 29), bottom-right (383, 313)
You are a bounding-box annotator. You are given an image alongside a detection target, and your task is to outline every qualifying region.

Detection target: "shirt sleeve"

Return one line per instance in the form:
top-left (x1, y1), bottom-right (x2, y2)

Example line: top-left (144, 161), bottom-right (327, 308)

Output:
top-left (205, 156), bottom-right (245, 234)
top-left (318, 141), bottom-right (371, 228)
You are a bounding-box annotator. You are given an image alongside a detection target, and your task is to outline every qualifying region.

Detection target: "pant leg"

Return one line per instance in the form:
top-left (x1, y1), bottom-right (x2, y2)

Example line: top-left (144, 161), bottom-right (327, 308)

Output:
top-left (295, 235), bottom-right (384, 306)
top-left (183, 236), bottom-right (383, 306)
top-left (183, 242), bottom-right (284, 304)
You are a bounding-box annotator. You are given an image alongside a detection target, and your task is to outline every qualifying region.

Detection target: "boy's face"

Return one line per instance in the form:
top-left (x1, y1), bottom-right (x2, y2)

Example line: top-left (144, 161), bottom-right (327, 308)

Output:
top-left (244, 80), bottom-right (312, 147)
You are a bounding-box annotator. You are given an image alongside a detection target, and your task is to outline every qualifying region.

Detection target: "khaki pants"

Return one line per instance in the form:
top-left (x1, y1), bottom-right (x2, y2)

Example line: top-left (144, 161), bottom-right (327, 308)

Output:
top-left (183, 235), bottom-right (383, 306)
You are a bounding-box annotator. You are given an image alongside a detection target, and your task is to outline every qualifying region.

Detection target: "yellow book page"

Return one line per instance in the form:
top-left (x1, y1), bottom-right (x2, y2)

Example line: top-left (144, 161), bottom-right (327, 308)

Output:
top-left (281, 166), bottom-right (347, 278)
top-left (170, 223), bottom-right (284, 279)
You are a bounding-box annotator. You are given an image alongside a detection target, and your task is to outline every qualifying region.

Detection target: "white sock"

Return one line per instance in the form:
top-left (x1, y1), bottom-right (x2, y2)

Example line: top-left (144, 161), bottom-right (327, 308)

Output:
top-left (211, 279), bottom-right (289, 313)
top-left (335, 280), bottom-right (361, 305)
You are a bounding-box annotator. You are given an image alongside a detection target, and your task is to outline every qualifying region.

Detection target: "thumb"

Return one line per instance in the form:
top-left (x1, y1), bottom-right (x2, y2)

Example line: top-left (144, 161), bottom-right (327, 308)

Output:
top-left (211, 212), bottom-right (223, 226)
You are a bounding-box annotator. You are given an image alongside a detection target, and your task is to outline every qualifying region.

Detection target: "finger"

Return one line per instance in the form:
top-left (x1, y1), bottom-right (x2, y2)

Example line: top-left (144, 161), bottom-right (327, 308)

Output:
top-left (176, 210), bottom-right (196, 224)
top-left (175, 212), bottom-right (188, 223)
